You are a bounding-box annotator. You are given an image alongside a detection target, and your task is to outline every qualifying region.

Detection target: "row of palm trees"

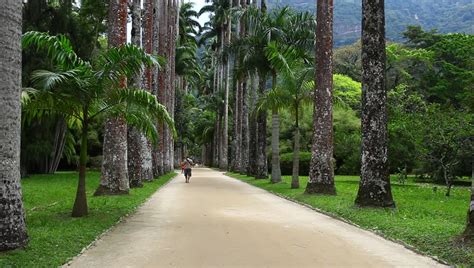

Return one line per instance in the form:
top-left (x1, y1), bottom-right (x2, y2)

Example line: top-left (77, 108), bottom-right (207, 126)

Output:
top-left (199, 0), bottom-right (391, 203)
top-left (1, 0), bottom-right (472, 252)
top-left (197, 0), bottom-right (473, 240)
top-left (0, 0), bottom-right (181, 250)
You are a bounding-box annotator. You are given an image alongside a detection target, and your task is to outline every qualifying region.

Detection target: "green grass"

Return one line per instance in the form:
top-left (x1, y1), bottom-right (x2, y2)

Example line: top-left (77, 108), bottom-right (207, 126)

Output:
top-left (227, 173), bottom-right (473, 267)
top-left (0, 171), bottom-right (176, 267)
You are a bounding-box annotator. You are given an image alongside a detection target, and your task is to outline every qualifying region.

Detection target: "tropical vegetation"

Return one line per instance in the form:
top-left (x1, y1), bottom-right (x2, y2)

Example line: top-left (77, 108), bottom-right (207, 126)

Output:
top-left (0, 0), bottom-right (472, 266)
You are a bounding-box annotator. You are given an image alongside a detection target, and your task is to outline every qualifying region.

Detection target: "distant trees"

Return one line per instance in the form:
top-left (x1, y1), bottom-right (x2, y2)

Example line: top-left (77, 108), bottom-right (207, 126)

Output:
top-left (0, 0), bottom-right (29, 251)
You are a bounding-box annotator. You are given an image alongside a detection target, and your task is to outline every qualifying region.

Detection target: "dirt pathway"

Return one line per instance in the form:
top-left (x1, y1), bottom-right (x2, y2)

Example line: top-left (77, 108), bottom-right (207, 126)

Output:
top-left (68, 168), bottom-right (445, 268)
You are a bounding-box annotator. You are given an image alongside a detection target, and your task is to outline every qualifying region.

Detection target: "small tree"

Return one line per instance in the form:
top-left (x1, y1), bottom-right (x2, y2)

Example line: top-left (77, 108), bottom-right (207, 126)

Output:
top-left (22, 32), bottom-right (174, 217)
top-left (417, 105), bottom-right (472, 196)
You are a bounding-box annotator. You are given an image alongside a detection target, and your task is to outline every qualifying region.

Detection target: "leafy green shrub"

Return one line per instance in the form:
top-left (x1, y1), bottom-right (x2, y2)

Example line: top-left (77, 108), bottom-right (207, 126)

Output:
top-left (279, 152), bottom-right (311, 176)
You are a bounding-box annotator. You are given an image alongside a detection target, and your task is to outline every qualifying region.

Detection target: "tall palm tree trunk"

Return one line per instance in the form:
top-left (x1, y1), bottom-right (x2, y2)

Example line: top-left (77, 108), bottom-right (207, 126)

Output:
top-left (0, 0), bottom-right (28, 249)
top-left (354, 0), bottom-right (395, 207)
top-left (168, 0), bottom-right (178, 170)
top-left (291, 107), bottom-right (300, 189)
top-left (231, 81), bottom-right (241, 172)
top-left (270, 71), bottom-right (281, 183)
top-left (240, 0), bottom-right (251, 175)
top-left (155, 0), bottom-right (168, 175)
top-left (96, 0), bottom-right (130, 196)
top-left (256, 74), bottom-right (268, 179)
top-left (141, 0), bottom-right (156, 181)
top-left (214, 114), bottom-right (221, 167)
top-left (151, 0), bottom-right (161, 177)
top-left (128, 0), bottom-right (148, 188)
top-left (247, 72), bottom-right (258, 176)
top-left (306, 0), bottom-right (336, 195)
top-left (240, 77), bottom-right (249, 174)
top-left (162, 0), bottom-right (171, 173)
top-left (220, 9), bottom-right (231, 170)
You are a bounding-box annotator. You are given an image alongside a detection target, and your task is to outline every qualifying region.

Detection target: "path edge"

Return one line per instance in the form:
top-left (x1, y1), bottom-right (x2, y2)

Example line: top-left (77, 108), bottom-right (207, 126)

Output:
top-left (224, 171), bottom-right (450, 267)
top-left (62, 172), bottom-right (178, 267)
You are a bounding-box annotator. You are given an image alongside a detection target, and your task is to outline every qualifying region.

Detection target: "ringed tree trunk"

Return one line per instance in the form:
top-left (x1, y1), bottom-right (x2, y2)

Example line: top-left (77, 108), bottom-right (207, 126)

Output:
top-left (270, 71), bottom-right (281, 183)
top-left (291, 105), bottom-right (300, 189)
top-left (214, 113), bottom-right (221, 167)
top-left (167, 0), bottom-right (178, 171)
top-left (220, 14), bottom-right (231, 170)
top-left (462, 159), bottom-right (474, 241)
top-left (140, 0), bottom-right (155, 181)
top-left (155, 0), bottom-right (168, 176)
top-left (231, 81), bottom-right (241, 172)
top-left (151, 0), bottom-right (161, 177)
top-left (255, 74), bottom-right (268, 179)
top-left (240, 77), bottom-right (249, 174)
top-left (72, 109), bottom-right (90, 217)
top-left (354, 0), bottom-right (395, 208)
top-left (247, 72), bottom-right (258, 176)
top-left (0, 0), bottom-right (29, 249)
top-left (128, 0), bottom-right (146, 188)
top-left (96, 0), bottom-right (130, 196)
top-left (162, 0), bottom-right (171, 173)
top-left (306, 0), bottom-right (336, 195)
top-left (239, 0), bottom-right (250, 175)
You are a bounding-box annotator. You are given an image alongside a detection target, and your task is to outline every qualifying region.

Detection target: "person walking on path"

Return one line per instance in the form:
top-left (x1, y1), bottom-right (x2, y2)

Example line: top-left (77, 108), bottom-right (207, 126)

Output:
top-left (181, 157), bottom-right (194, 183)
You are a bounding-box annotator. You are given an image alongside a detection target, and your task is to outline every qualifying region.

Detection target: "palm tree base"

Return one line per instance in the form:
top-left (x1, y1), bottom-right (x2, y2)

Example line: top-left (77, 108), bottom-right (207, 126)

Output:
top-left (305, 182), bottom-right (336, 195)
top-left (461, 210), bottom-right (474, 242)
top-left (0, 229), bottom-right (28, 251)
top-left (354, 186), bottom-right (395, 208)
top-left (130, 181), bottom-right (144, 188)
top-left (94, 185), bottom-right (129, 196)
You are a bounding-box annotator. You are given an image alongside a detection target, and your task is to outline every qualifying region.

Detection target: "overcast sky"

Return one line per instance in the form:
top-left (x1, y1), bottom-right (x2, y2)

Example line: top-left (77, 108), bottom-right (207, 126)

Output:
top-left (126, 0), bottom-right (211, 42)
top-left (187, 0), bottom-right (210, 27)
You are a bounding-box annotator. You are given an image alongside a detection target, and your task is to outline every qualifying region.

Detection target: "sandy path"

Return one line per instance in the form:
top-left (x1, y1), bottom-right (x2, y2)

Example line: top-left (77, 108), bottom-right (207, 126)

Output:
top-left (68, 168), bottom-right (445, 268)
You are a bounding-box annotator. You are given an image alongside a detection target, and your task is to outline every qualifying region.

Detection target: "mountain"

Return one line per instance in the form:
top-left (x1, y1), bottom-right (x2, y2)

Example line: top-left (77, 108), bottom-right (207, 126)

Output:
top-left (268, 0), bottom-right (474, 46)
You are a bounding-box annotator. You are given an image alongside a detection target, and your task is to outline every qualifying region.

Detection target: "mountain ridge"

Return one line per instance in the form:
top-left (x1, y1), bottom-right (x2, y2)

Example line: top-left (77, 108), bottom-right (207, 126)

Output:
top-left (268, 0), bottom-right (474, 46)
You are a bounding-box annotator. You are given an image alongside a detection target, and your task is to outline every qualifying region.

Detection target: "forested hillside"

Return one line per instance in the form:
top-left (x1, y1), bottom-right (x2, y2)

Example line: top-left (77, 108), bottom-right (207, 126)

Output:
top-left (269, 0), bottom-right (474, 46)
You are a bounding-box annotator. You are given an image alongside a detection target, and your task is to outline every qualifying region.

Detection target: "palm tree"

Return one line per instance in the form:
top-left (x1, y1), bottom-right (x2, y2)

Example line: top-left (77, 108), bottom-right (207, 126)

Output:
top-left (0, 0), bottom-right (29, 250)
top-left (234, 7), bottom-right (314, 182)
top-left (200, 0), bottom-right (233, 169)
top-left (354, 0), bottom-right (395, 207)
top-left (175, 1), bottom-right (201, 163)
top-left (128, 0), bottom-right (152, 188)
top-left (140, 0), bottom-right (156, 182)
top-left (306, 0), bottom-right (336, 195)
top-left (22, 32), bottom-right (173, 217)
top-left (96, 0), bottom-right (129, 196)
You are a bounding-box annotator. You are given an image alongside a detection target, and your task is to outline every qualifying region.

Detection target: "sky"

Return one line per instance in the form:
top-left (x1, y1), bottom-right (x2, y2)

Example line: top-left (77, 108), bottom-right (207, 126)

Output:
top-left (187, 0), bottom-right (211, 27)
top-left (125, 0), bottom-right (211, 42)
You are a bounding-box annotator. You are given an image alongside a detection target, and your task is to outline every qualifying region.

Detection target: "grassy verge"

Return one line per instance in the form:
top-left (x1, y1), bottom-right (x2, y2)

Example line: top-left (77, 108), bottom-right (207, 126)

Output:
top-left (0, 171), bottom-right (176, 267)
top-left (227, 173), bottom-right (473, 267)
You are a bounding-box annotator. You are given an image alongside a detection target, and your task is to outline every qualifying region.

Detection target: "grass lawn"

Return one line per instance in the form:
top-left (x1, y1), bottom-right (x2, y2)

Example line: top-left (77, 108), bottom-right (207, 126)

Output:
top-left (227, 173), bottom-right (473, 267)
top-left (0, 171), bottom-right (176, 267)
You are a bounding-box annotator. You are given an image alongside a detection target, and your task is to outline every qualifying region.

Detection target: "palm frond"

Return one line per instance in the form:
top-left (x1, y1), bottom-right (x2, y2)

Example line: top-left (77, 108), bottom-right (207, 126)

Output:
top-left (22, 31), bottom-right (89, 70)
